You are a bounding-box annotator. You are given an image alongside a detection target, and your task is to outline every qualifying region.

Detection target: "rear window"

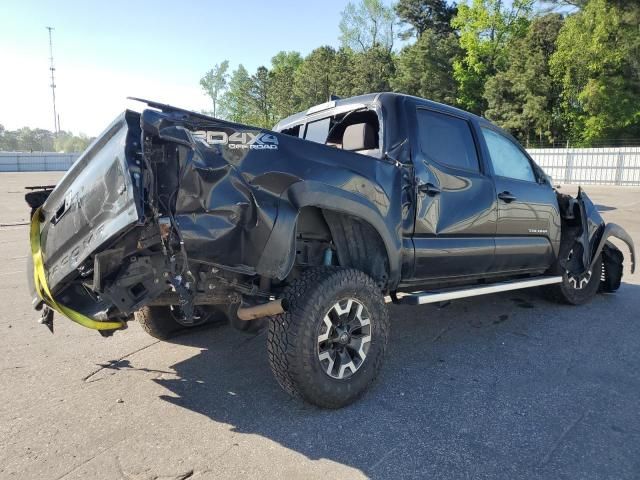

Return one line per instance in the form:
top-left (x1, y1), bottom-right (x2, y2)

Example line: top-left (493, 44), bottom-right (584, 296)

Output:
top-left (304, 118), bottom-right (331, 144)
top-left (417, 109), bottom-right (479, 172)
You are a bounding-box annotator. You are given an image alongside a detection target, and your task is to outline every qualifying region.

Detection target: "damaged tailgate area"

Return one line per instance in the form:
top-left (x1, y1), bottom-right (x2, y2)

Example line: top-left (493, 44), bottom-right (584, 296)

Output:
top-left (29, 102), bottom-right (295, 332)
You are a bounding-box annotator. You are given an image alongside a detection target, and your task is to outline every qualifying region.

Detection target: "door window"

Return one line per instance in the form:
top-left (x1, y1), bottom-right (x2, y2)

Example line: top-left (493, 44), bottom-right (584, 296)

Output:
top-left (416, 109), bottom-right (479, 172)
top-left (481, 128), bottom-right (536, 182)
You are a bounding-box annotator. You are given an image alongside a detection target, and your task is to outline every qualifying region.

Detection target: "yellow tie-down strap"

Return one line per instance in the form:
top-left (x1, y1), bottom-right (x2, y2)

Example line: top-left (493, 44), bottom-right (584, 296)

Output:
top-left (30, 207), bottom-right (125, 331)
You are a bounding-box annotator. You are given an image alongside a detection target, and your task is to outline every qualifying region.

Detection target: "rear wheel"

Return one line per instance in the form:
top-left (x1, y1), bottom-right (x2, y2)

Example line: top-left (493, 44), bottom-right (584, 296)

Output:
top-left (135, 305), bottom-right (228, 340)
top-left (267, 268), bottom-right (389, 409)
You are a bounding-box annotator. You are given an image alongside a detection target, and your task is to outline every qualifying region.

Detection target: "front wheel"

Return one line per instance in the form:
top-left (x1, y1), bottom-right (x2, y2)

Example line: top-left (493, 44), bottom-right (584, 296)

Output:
top-left (543, 254), bottom-right (602, 305)
top-left (267, 268), bottom-right (389, 409)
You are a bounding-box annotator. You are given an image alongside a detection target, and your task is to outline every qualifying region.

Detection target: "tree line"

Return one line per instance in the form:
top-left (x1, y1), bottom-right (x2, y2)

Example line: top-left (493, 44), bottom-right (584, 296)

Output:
top-left (201, 0), bottom-right (640, 147)
top-left (0, 124), bottom-right (92, 153)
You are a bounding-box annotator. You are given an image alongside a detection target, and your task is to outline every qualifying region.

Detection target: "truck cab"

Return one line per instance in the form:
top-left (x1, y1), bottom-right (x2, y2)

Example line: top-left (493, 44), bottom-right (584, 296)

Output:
top-left (273, 92), bottom-right (561, 289)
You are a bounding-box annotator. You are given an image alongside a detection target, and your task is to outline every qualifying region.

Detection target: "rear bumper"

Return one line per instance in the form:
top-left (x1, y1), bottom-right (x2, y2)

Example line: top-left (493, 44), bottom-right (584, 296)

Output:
top-left (30, 206), bottom-right (126, 331)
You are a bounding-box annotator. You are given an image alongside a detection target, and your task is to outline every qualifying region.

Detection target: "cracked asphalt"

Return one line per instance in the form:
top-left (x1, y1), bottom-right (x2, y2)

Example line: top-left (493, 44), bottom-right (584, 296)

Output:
top-left (1, 172), bottom-right (639, 479)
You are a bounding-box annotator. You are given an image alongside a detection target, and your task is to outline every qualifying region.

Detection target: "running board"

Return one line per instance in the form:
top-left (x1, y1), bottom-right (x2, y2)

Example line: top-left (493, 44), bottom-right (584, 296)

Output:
top-left (397, 276), bottom-right (563, 305)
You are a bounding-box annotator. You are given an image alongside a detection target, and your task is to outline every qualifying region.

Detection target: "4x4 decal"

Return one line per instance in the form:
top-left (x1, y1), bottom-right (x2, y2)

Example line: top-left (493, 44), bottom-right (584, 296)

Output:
top-left (198, 130), bottom-right (279, 150)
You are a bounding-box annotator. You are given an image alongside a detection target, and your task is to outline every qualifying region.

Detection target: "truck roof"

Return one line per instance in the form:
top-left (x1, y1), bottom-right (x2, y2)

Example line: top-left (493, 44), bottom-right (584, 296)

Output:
top-left (273, 92), bottom-right (483, 131)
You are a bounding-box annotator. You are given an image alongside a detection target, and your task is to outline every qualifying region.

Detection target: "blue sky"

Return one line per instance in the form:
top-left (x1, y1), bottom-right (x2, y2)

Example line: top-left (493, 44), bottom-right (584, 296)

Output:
top-left (0, 0), bottom-right (356, 135)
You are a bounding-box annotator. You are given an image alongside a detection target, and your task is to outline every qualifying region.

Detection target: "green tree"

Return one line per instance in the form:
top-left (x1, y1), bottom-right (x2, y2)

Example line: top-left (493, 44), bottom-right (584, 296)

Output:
top-left (0, 124), bottom-right (18, 151)
top-left (249, 66), bottom-right (274, 128)
top-left (452, 0), bottom-right (534, 114)
top-left (348, 46), bottom-right (396, 96)
top-left (0, 126), bottom-right (93, 152)
top-left (484, 13), bottom-right (564, 145)
top-left (13, 127), bottom-right (55, 152)
top-left (339, 0), bottom-right (396, 53)
top-left (331, 48), bottom-right (358, 98)
top-left (269, 51), bottom-right (304, 121)
top-left (200, 60), bottom-right (230, 117)
top-left (540, 0), bottom-right (586, 8)
top-left (53, 131), bottom-right (93, 152)
top-left (294, 47), bottom-right (339, 109)
top-left (550, 0), bottom-right (640, 145)
top-left (395, 0), bottom-right (457, 38)
top-left (218, 65), bottom-right (254, 124)
top-left (392, 29), bottom-right (460, 103)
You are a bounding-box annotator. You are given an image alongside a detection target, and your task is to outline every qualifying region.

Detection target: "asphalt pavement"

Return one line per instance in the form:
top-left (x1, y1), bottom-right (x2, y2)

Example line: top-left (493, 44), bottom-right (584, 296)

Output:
top-left (1, 172), bottom-right (639, 479)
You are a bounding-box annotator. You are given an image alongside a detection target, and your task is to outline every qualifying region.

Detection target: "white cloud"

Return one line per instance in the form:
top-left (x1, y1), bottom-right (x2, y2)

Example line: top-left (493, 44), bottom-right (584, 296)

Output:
top-left (0, 50), bottom-right (211, 136)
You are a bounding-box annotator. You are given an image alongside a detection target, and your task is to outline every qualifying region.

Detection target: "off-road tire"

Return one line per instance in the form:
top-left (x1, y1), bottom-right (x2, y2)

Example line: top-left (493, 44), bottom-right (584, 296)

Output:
top-left (135, 305), bottom-right (228, 340)
top-left (599, 244), bottom-right (624, 293)
top-left (267, 268), bottom-right (389, 409)
top-left (543, 254), bottom-right (603, 305)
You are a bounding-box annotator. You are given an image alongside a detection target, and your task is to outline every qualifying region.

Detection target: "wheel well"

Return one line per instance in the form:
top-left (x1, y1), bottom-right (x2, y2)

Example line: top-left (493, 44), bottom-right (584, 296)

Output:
top-left (294, 207), bottom-right (390, 290)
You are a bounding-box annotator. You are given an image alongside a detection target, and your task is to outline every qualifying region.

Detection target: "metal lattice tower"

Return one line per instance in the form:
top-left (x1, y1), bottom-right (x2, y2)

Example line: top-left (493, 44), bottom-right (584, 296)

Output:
top-left (46, 26), bottom-right (59, 134)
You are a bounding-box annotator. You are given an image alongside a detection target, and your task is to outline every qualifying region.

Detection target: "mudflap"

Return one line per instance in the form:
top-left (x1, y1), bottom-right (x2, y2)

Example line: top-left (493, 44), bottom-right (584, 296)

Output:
top-left (599, 242), bottom-right (624, 293)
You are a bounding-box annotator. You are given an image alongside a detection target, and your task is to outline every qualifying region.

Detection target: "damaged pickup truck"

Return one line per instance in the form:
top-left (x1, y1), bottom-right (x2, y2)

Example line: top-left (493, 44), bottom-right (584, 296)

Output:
top-left (26, 93), bottom-right (635, 408)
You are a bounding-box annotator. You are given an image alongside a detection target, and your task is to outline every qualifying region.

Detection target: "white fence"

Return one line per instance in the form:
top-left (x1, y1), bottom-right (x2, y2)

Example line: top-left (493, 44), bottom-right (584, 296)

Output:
top-left (0, 152), bottom-right (80, 172)
top-left (1, 148), bottom-right (640, 186)
top-left (528, 147), bottom-right (640, 186)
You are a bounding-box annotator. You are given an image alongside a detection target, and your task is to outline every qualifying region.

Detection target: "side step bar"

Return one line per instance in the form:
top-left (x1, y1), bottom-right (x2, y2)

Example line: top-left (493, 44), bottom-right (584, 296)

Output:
top-left (397, 276), bottom-right (563, 305)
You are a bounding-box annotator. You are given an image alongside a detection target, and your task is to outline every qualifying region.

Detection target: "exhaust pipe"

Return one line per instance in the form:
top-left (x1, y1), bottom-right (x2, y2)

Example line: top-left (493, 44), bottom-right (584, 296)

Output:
top-left (236, 298), bottom-right (288, 321)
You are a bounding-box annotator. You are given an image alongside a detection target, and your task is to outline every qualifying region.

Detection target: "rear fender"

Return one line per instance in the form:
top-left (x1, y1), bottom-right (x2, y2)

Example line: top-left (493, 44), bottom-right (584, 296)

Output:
top-left (255, 181), bottom-right (402, 288)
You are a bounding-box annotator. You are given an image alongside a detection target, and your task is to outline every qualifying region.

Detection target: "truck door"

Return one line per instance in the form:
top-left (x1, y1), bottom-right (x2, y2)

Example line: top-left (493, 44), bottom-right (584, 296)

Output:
top-left (411, 108), bottom-right (497, 279)
top-left (479, 125), bottom-right (558, 272)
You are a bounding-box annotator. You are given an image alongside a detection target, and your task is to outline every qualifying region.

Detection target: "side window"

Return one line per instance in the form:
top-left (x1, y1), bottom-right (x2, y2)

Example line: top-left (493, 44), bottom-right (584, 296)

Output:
top-left (481, 128), bottom-right (536, 182)
top-left (304, 117), bottom-right (331, 144)
top-left (417, 109), bottom-right (479, 172)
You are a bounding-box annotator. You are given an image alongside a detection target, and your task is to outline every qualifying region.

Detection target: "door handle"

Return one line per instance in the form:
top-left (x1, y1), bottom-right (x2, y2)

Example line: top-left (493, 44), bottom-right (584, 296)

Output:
top-left (418, 182), bottom-right (441, 196)
top-left (498, 191), bottom-right (517, 203)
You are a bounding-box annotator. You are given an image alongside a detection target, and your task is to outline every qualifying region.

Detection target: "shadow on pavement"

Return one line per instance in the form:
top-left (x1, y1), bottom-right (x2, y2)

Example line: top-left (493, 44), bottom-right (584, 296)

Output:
top-left (152, 285), bottom-right (640, 479)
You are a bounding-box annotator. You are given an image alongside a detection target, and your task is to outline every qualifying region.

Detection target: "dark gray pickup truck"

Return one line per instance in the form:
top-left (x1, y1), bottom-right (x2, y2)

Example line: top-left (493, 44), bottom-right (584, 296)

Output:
top-left (26, 93), bottom-right (635, 408)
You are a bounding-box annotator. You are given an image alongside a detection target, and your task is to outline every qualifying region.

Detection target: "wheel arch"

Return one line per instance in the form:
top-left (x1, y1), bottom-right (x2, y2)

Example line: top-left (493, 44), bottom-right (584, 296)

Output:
top-left (590, 223), bottom-right (635, 274)
top-left (255, 181), bottom-right (401, 290)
